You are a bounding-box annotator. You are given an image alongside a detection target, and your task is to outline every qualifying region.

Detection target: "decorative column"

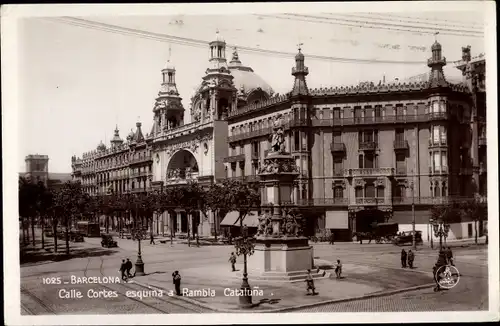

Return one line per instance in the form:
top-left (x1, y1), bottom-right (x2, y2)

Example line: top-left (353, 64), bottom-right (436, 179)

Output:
top-left (177, 212), bottom-right (182, 233)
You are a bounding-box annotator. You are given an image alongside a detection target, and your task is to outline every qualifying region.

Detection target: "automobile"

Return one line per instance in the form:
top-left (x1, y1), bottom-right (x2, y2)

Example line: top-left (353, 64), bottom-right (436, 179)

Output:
top-left (393, 230), bottom-right (423, 246)
top-left (101, 234), bottom-right (118, 248)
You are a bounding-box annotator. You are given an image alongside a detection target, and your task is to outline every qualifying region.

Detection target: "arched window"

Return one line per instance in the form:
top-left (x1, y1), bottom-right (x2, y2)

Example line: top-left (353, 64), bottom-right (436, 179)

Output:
top-left (434, 182), bottom-right (440, 197)
top-left (441, 182), bottom-right (447, 197)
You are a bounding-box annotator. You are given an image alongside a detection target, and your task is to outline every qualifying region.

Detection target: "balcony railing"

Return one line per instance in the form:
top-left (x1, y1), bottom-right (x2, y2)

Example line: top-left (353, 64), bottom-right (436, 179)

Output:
top-left (479, 136), bottom-right (486, 146)
top-left (129, 156), bottom-right (153, 165)
top-left (295, 198), bottom-right (349, 206)
top-left (395, 166), bottom-right (407, 175)
top-left (332, 169), bottom-right (345, 177)
top-left (130, 171), bottom-right (150, 178)
top-left (392, 196), bottom-right (482, 205)
top-left (427, 112), bottom-right (449, 121)
top-left (429, 166), bottom-right (449, 174)
top-left (330, 142), bottom-right (346, 153)
top-left (229, 113), bottom-right (452, 143)
top-left (355, 197), bottom-right (386, 205)
top-left (429, 139), bottom-right (447, 147)
top-left (348, 167), bottom-right (394, 177)
top-left (223, 154), bottom-right (245, 163)
top-left (393, 140), bottom-right (409, 150)
top-left (359, 141), bottom-right (377, 151)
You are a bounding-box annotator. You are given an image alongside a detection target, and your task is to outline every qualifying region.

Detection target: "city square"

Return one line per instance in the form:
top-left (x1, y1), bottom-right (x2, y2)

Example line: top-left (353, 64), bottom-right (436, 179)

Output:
top-left (5, 2), bottom-right (498, 324)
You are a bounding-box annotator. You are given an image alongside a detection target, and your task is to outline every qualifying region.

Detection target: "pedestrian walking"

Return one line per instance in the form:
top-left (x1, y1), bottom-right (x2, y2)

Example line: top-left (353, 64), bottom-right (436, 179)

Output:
top-left (229, 252), bottom-right (237, 272)
top-left (329, 232), bottom-right (335, 245)
top-left (172, 271), bottom-right (182, 296)
top-left (150, 233), bottom-right (155, 245)
top-left (445, 246), bottom-right (454, 266)
top-left (125, 258), bottom-right (133, 278)
top-left (401, 249), bottom-right (407, 268)
top-left (305, 269), bottom-right (317, 295)
top-left (119, 259), bottom-right (127, 281)
top-left (335, 259), bottom-right (342, 279)
top-left (407, 250), bottom-right (415, 269)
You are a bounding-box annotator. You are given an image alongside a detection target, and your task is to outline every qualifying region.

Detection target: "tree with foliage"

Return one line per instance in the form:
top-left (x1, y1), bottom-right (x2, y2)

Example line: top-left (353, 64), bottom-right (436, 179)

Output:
top-left (459, 197), bottom-right (488, 244)
top-left (222, 179), bottom-right (261, 232)
top-left (178, 182), bottom-right (205, 246)
top-left (19, 177), bottom-right (41, 246)
top-left (37, 183), bottom-right (56, 249)
top-left (205, 182), bottom-right (231, 241)
top-left (163, 186), bottom-right (183, 237)
top-left (55, 181), bottom-right (86, 255)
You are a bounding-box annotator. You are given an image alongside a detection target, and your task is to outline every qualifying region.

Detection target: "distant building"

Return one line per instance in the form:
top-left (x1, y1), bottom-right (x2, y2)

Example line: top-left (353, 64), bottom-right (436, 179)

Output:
top-left (71, 34), bottom-right (487, 241)
top-left (21, 154), bottom-right (72, 190)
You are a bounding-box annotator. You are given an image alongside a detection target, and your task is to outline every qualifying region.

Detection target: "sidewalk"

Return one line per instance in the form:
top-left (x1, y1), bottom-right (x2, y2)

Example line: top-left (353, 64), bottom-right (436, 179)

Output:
top-left (129, 258), bottom-right (434, 312)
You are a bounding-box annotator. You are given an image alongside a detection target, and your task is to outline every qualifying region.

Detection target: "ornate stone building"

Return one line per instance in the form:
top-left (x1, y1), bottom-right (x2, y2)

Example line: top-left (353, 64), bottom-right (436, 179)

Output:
top-left (72, 32), bottom-right (487, 240)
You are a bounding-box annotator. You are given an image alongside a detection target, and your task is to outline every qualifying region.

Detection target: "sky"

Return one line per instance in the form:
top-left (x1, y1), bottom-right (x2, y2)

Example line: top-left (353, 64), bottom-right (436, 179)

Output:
top-left (15, 6), bottom-right (488, 173)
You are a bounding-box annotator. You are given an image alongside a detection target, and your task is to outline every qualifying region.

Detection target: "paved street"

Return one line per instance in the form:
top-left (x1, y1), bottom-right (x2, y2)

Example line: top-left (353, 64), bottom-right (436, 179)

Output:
top-left (20, 231), bottom-right (489, 314)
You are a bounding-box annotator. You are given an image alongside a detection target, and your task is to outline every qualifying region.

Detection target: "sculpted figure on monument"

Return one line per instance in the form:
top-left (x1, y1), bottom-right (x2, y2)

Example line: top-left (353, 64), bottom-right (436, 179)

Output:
top-left (257, 212), bottom-right (273, 236)
top-left (270, 114), bottom-right (286, 154)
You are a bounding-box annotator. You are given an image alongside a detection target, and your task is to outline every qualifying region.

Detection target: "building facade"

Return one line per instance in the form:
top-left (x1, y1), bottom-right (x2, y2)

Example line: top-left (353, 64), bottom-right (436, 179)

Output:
top-left (71, 32), bottom-right (487, 241)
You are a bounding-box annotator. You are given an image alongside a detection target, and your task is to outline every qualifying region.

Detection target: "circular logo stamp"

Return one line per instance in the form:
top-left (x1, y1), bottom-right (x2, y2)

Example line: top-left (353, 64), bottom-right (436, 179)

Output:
top-left (435, 265), bottom-right (460, 289)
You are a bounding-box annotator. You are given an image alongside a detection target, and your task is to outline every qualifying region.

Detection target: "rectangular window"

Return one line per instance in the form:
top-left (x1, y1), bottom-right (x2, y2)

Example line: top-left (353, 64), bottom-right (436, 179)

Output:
top-left (433, 126), bottom-right (440, 143)
top-left (364, 153), bottom-right (374, 169)
top-left (365, 183), bottom-right (375, 198)
top-left (395, 105), bottom-right (404, 119)
top-left (433, 152), bottom-right (441, 172)
top-left (240, 145), bottom-right (244, 155)
top-left (377, 187), bottom-right (385, 198)
top-left (358, 155), bottom-right (364, 169)
top-left (334, 187), bottom-right (343, 199)
top-left (252, 142), bottom-right (259, 156)
top-left (440, 126), bottom-right (447, 144)
top-left (374, 106), bottom-right (382, 118)
top-left (364, 130), bottom-right (373, 143)
top-left (333, 131), bottom-right (342, 143)
top-left (441, 152), bottom-right (447, 172)
top-left (333, 108), bottom-right (341, 120)
top-left (333, 157), bottom-right (343, 175)
top-left (355, 187), bottom-right (363, 198)
top-left (395, 128), bottom-right (405, 142)
top-left (294, 132), bottom-right (300, 151)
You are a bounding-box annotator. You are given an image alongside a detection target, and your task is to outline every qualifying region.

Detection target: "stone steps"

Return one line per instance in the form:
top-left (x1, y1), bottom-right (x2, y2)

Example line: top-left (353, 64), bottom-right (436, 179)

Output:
top-left (236, 269), bottom-right (330, 282)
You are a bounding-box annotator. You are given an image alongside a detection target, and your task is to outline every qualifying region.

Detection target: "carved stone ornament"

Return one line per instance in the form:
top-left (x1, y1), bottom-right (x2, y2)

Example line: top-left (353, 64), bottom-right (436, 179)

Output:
top-left (333, 180), bottom-right (346, 189)
top-left (269, 114), bottom-right (286, 154)
top-left (258, 157), bottom-right (299, 175)
top-left (353, 178), bottom-right (366, 188)
top-left (375, 178), bottom-right (385, 187)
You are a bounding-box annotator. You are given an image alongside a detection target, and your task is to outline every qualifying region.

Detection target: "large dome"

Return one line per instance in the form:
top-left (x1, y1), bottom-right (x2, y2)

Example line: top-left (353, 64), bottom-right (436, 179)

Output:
top-left (228, 48), bottom-right (274, 97)
top-left (229, 67), bottom-right (274, 97)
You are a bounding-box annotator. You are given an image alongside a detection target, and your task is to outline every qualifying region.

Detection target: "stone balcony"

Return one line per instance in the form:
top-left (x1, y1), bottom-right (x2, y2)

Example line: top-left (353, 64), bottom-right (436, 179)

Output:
top-left (223, 154), bottom-right (245, 163)
top-left (355, 197), bottom-right (386, 205)
top-left (347, 167), bottom-right (394, 178)
top-left (429, 166), bottom-right (448, 175)
top-left (427, 111), bottom-right (449, 121)
top-left (359, 141), bottom-right (377, 151)
top-left (330, 142), bottom-right (346, 153)
top-left (393, 140), bottom-right (409, 151)
top-left (392, 196), bottom-right (482, 205)
top-left (129, 156), bottom-right (153, 165)
top-left (295, 198), bottom-right (348, 206)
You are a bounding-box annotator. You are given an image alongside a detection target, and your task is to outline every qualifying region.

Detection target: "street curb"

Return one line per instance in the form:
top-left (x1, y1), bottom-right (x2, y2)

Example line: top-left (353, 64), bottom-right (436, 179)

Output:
top-left (132, 279), bottom-right (436, 313)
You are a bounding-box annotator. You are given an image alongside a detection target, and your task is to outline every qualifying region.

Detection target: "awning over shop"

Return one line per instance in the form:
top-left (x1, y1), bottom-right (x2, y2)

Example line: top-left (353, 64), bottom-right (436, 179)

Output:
top-left (220, 211), bottom-right (240, 226)
top-left (325, 210), bottom-right (349, 229)
top-left (242, 211), bottom-right (259, 227)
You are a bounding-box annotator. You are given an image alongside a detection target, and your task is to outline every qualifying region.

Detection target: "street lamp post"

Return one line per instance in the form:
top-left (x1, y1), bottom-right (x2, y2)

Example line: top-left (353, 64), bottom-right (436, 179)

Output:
top-left (429, 218), bottom-right (434, 249)
top-left (234, 218), bottom-right (255, 309)
top-left (432, 220), bottom-right (449, 251)
top-left (134, 200), bottom-right (145, 276)
top-left (410, 180), bottom-right (416, 250)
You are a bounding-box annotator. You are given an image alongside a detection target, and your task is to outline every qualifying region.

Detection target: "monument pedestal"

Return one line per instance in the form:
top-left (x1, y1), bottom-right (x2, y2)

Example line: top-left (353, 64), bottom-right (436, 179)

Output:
top-left (245, 236), bottom-right (329, 282)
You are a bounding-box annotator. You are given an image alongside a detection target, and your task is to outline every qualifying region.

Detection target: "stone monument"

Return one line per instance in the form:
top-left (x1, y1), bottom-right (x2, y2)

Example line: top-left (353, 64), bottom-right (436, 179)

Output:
top-left (245, 115), bottom-right (326, 281)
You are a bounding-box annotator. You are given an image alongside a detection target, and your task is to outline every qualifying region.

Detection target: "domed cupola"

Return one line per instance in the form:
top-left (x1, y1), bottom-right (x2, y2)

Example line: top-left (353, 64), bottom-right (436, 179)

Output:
top-left (97, 141), bottom-right (106, 152)
top-left (228, 47), bottom-right (274, 104)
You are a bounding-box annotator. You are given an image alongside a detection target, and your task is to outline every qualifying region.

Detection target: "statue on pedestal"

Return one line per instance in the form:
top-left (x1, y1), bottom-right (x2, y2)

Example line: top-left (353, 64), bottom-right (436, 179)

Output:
top-left (257, 211), bottom-right (273, 237)
top-left (270, 114), bottom-right (286, 154)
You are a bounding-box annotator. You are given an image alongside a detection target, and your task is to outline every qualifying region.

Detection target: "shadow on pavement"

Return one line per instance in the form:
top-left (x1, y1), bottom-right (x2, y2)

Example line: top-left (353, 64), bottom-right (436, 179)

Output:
top-left (252, 298), bottom-right (282, 307)
top-left (20, 246), bottom-right (118, 265)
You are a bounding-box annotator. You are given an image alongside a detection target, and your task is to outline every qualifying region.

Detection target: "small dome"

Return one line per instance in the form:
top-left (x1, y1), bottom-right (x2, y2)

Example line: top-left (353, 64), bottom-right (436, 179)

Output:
top-left (97, 141), bottom-right (106, 151)
top-left (215, 30), bottom-right (225, 42)
top-left (431, 41), bottom-right (442, 51)
top-left (164, 59), bottom-right (175, 70)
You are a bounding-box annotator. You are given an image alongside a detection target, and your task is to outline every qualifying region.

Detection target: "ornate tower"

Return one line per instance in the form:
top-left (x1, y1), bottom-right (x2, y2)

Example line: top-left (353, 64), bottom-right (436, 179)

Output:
top-left (200, 30), bottom-right (237, 121)
top-left (426, 38), bottom-right (450, 198)
top-left (289, 45), bottom-right (312, 204)
top-left (110, 125), bottom-right (124, 149)
top-left (25, 154), bottom-right (49, 186)
top-left (152, 48), bottom-right (184, 134)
